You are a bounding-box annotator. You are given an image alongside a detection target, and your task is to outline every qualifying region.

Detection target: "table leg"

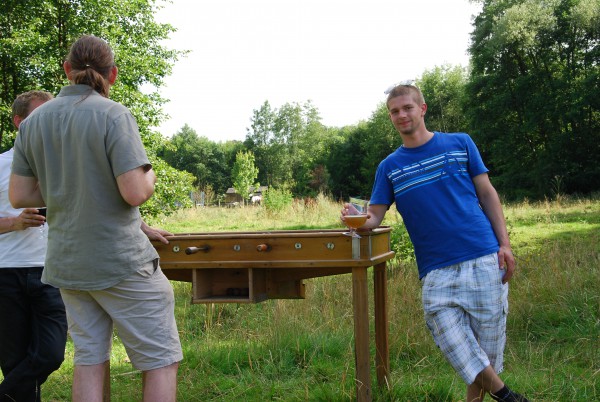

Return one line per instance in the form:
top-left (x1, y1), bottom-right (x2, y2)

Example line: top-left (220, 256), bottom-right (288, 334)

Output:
top-left (374, 262), bottom-right (390, 388)
top-left (352, 266), bottom-right (372, 402)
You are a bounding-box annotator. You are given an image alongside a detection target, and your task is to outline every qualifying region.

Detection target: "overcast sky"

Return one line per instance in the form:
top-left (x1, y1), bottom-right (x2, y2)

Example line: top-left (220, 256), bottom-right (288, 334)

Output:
top-left (153, 0), bottom-right (481, 142)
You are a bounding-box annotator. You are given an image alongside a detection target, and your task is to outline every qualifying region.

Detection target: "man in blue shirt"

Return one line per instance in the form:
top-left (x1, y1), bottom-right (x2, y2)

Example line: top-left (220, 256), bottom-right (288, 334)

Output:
top-left (342, 81), bottom-right (528, 402)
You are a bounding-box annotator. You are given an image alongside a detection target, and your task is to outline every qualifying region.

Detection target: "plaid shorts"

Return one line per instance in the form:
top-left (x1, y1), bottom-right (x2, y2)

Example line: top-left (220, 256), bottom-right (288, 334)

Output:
top-left (422, 253), bottom-right (508, 384)
top-left (60, 260), bottom-right (183, 371)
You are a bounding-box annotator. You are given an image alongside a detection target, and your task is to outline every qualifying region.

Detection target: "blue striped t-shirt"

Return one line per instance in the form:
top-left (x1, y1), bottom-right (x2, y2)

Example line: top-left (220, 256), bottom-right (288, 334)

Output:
top-left (370, 132), bottom-right (499, 279)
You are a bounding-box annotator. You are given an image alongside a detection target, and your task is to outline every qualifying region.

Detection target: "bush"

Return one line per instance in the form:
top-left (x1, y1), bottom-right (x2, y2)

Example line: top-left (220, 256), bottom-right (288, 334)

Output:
top-left (390, 221), bottom-right (415, 263)
top-left (262, 187), bottom-right (293, 215)
top-left (140, 156), bottom-right (195, 219)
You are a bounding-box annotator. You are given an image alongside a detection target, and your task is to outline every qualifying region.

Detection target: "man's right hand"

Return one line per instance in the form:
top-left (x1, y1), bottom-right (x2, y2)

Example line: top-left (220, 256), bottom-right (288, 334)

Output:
top-left (1, 208), bottom-right (46, 233)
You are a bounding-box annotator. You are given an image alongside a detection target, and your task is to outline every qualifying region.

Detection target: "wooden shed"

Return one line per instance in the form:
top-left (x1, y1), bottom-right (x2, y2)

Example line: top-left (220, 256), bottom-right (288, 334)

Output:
top-left (224, 186), bottom-right (268, 206)
top-left (224, 188), bottom-right (244, 205)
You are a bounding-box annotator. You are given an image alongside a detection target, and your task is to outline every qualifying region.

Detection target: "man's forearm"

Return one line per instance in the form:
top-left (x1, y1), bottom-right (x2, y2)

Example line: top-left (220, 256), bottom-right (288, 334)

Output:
top-left (0, 216), bottom-right (17, 234)
top-left (480, 191), bottom-right (511, 248)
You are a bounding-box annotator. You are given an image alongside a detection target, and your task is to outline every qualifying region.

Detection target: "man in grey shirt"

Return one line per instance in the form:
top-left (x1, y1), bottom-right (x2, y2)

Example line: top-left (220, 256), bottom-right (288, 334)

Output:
top-left (9, 35), bottom-right (182, 401)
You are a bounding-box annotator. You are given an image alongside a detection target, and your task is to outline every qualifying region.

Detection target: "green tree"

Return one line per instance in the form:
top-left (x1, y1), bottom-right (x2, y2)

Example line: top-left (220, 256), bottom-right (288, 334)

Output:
top-left (219, 139), bottom-right (246, 187)
top-left (359, 105), bottom-right (403, 193)
top-left (244, 101), bottom-right (284, 188)
top-left (324, 124), bottom-right (373, 200)
top-left (419, 64), bottom-right (469, 133)
top-left (140, 156), bottom-right (195, 217)
top-left (0, 0), bottom-right (193, 216)
top-left (231, 150), bottom-right (259, 204)
top-left (160, 124), bottom-right (231, 194)
top-left (467, 0), bottom-right (600, 198)
top-left (294, 101), bottom-right (328, 195)
top-left (308, 164), bottom-right (331, 195)
top-left (245, 100), bottom-right (328, 195)
top-left (271, 102), bottom-right (308, 193)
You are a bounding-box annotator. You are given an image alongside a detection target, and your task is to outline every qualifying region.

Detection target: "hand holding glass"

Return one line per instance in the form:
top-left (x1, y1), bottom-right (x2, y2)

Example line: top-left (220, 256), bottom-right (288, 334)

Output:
top-left (37, 208), bottom-right (47, 239)
top-left (343, 198), bottom-right (368, 238)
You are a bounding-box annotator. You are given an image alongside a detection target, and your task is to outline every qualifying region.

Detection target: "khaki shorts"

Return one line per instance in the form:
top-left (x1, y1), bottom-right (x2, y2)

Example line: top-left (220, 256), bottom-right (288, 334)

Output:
top-left (60, 260), bottom-right (183, 371)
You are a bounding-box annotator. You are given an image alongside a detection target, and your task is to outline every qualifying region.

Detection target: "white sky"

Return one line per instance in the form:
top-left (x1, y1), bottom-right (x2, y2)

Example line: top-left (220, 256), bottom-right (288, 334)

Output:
top-left (153, 0), bottom-right (481, 142)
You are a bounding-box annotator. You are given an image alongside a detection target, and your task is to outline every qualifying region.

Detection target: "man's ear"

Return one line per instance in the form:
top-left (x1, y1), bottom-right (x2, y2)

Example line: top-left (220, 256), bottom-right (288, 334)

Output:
top-left (63, 61), bottom-right (72, 80)
top-left (13, 115), bottom-right (23, 129)
top-left (108, 65), bottom-right (118, 85)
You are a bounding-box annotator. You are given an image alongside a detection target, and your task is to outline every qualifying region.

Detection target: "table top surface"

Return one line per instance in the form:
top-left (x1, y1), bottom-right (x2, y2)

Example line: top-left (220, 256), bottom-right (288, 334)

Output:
top-left (152, 227), bottom-right (394, 267)
top-left (158, 226), bottom-right (391, 239)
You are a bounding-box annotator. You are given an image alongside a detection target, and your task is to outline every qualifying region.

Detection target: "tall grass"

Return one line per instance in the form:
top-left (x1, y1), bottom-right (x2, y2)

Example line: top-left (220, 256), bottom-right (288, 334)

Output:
top-left (5, 196), bottom-right (598, 401)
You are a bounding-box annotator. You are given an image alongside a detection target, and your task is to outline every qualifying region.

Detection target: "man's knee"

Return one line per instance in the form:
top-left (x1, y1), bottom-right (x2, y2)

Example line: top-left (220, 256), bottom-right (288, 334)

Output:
top-left (37, 348), bottom-right (65, 376)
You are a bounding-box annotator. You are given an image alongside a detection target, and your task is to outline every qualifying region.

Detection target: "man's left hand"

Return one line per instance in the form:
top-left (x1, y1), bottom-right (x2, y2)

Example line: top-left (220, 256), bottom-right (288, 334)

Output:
top-left (498, 246), bottom-right (516, 284)
top-left (141, 221), bottom-right (172, 244)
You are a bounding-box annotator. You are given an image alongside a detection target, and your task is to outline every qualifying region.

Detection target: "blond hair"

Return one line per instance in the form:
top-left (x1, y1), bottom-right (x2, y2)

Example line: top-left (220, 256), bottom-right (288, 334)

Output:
top-left (386, 85), bottom-right (425, 109)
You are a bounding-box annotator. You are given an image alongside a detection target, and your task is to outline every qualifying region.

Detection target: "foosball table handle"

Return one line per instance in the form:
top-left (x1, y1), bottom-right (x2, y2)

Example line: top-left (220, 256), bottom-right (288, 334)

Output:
top-left (256, 243), bottom-right (271, 252)
top-left (185, 245), bottom-right (211, 255)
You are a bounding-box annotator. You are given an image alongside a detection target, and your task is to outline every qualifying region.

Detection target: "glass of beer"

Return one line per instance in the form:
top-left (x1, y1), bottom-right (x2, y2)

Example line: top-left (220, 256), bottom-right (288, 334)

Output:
top-left (343, 198), bottom-right (368, 238)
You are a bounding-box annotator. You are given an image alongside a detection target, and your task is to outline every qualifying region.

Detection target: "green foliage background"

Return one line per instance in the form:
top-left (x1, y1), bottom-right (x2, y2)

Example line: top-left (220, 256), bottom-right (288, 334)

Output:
top-left (1, 0), bottom-right (598, 210)
top-left (466, 0), bottom-right (600, 199)
top-left (0, 0), bottom-right (597, 399)
top-left (163, 0), bottom-right (599, 202)
top-left (231, 151), bottom-right (259, 202)
top-left (0, 0), bottom-right (194, 217)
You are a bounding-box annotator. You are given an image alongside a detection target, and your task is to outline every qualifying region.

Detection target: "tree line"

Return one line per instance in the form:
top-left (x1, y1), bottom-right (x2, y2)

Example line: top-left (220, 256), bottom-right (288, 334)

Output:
top-left (159, 0), bottom-right (600, 203)
top-left (1, 0), bottom-right (195, 216)
top-left (1, 0), bottom-right (598, 216)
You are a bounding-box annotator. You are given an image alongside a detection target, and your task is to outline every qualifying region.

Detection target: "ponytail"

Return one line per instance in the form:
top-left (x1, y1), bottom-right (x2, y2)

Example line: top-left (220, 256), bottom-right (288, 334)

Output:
top-left (65, 35), bottom-right (115, 97)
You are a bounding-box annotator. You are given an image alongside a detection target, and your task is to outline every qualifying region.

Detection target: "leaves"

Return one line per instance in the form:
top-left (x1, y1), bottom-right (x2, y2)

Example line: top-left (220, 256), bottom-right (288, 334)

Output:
top-left (0, 0), bottom-right (191, 217)
top-left (245, 100), bottom-right (329, 194)
top-left (231, 150), bottom-right (259, 203)
top-left (159, 124), bottom-right (233, 194)
top-left (467, 0), bottom-right (600, 198)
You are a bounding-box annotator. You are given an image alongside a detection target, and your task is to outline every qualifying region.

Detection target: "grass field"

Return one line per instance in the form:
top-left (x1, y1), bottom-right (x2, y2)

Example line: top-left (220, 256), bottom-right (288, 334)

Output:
top-left (5, 195), bottom-right (599, 401)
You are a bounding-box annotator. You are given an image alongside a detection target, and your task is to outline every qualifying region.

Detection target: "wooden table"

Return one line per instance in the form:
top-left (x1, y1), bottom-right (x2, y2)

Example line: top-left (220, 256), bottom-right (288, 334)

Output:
top-left (153, 228), bottom-right (395, 402)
